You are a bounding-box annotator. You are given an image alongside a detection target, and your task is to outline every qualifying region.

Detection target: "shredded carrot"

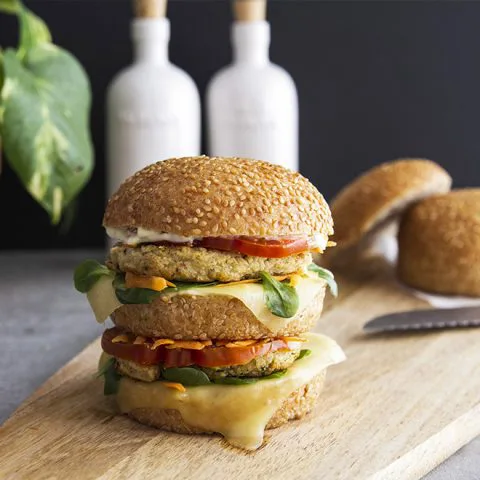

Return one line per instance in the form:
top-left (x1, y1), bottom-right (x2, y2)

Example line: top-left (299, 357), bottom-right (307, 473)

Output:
top-left (111, 334), bottom-right (130, 344)
top-left (150, 339), bottom-right (175, 350)
top-left (165, 340), bottom-right (212, 350)
top-left (125, 272), bottom-right (175, 291)
top-left (225, 339), bottom-right (258, 348)
top-left (280, 336), bottom-right (306, 342)
top-left (162, 382), bottom-right (186, 393)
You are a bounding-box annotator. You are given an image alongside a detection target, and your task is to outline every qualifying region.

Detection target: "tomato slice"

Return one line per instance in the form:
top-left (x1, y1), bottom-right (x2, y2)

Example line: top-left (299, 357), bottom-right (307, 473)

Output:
top-left (101, 328), bottom-right (301, 368)
top-left (195, 236), bottom-right (309, 258)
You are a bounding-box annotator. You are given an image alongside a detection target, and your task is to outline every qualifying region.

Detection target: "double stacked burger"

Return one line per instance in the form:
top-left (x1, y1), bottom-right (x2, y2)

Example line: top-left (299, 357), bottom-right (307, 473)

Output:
top-left (75, 156), bottom-right (345, 450)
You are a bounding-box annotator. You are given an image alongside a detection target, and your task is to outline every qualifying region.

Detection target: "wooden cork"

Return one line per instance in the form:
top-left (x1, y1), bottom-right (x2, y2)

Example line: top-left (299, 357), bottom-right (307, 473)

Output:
top-left (233, 0), bottom-right (266, 22)
top-left (134, 0), bottom-right (167, 18)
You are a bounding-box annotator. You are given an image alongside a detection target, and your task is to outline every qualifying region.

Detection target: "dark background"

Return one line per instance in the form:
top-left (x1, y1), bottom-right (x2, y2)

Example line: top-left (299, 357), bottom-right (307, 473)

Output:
top-left (1, 0), bottom-right (479, 249)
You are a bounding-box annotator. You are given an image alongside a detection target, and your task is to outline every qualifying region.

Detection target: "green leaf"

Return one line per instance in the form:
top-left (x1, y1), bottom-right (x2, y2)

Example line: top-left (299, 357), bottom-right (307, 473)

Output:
top-left (162, 367), bottom-right (212, 386)
top-left (74, 260), bottom-right (113, 293)
top-left (297, 349), bottom-right (312, 360)
top-left (97, 357), bottom-right (120, 396)
top-left (113, 273), bottom-right (161, 305)
top-left (18, 7), bottom-right (52, 57)
top-left (0, 0), bottom-right (19, 14)
top-left (260, 272), bottom-right (299, 318)
top-left (307, 264), bottom-right (338, 297)
top-left (213, 376), bottom-right (257, 385)
top-left (112, 272), bottom-right (220, 305)
top-left (0, 45), bottom-right (93, 224)
top-left (214, 370), bottom-right (287, 385)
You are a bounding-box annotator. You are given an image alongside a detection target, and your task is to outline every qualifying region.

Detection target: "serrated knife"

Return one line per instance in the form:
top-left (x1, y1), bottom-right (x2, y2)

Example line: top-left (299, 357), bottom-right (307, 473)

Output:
top-left (363, 306), bottom-right (480, 333)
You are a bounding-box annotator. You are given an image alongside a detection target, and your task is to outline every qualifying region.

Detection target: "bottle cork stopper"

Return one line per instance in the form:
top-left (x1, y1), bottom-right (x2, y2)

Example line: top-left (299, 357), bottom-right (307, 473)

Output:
top-left (233, 0), bottom-right (266, 22)
top-left (134, 0), bottom-right (167, 18)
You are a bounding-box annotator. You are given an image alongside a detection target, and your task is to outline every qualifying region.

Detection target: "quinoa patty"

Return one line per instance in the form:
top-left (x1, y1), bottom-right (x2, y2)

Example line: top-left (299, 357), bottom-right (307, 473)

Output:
top-left (115, 349), bottom-right (301, 383)
top-left (107, 244), bottom-right (312, 282)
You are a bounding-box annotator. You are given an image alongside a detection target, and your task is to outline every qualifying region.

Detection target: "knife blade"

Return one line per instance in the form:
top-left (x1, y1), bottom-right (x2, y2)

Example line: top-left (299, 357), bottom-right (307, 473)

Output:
top-left (363, 306), bottom-right (480, 333)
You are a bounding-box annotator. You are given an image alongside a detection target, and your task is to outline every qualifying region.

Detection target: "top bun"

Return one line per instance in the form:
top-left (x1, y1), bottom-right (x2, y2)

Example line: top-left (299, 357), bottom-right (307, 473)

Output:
top-left (330, 158), bottom-right (451, 249)
top-left (103, 156), bottom-right (333, 238)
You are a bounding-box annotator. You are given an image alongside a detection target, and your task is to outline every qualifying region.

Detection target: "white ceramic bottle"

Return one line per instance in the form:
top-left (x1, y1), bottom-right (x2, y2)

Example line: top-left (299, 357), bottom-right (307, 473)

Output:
top-left (206, 0), bottom-right (298, 171)
top-left (106, 0), bottom-right (200, 196)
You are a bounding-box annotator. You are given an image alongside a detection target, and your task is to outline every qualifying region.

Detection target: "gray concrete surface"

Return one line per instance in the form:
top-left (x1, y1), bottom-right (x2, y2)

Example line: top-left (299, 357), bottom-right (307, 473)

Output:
top-left (0, 250), bottom-right (477, 478)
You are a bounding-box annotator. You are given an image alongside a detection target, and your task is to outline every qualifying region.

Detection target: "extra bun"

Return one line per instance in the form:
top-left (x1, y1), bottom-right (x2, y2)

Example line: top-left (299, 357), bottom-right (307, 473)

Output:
top-left (111, 288), bottom-right (326, 340)
top-left (330, 158), bottom-right (451, 249)
top-left (123, 371), bottom-right (325, 434)
top-left (103, 156), bottom-right (333, 238)
top-left (397, 189), bottom-right (480, 296)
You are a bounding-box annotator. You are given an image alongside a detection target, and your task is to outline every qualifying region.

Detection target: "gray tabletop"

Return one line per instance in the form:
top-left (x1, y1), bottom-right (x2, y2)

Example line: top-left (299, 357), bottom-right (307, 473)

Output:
top-left (0, 250), bottom-right (478, 479)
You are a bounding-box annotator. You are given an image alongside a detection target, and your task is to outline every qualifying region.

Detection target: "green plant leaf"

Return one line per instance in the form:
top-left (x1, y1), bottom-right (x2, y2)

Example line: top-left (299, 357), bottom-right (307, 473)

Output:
top-left (113, 273), bottom-right (162, 304)
top-left (297, 349), bottom-right (312, 360)
top-left (307, 264), bottom-right (338, 297)
top-left (97, 357), bottom-right (120, 396)
top-left (162, 367), bottom-right (212, 386)
top-left (0, 0), bottom-right (19, 13)
top-left (213, 376), bottom-right (257, 385)
top-left (73, 260), bottom-right (113, 293)
top-left (18, 7), bottom-right (51, 57)
top-left (0, 45), bottom-right (93, 224)
top-left (214, 370), bottom-right (287, 385)
top-left (260, 272), bottom-right (299, 318)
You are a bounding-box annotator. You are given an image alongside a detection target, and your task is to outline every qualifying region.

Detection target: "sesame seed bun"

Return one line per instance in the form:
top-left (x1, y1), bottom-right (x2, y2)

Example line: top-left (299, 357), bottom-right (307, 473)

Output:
top-left (397, 189), bottom-right (480, 296)
top-left (111, 287), bottom-right (326, 340)
top-left (122, 371), bottom-right (325, 435)
top-left (103, 156), bottom-right (333, 238)
top-left (330, 158), bottom-right (452, 249)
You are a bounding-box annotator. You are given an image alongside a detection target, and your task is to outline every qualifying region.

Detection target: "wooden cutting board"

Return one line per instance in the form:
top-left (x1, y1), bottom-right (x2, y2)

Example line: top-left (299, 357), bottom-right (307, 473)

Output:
top-left (1, 260), bottom-right (480, 480)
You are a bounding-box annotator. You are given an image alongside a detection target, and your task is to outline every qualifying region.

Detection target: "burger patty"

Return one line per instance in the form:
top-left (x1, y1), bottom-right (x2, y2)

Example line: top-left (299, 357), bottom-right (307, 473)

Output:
top-left (115, 349), bottom-right (301, 383)
top-left (107, 244), bottom-right (312, 282)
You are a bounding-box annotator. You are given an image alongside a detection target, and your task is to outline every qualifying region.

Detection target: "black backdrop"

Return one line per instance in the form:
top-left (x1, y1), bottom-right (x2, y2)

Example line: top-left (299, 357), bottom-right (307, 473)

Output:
top-left (1, 0), bottom-right (479, 250)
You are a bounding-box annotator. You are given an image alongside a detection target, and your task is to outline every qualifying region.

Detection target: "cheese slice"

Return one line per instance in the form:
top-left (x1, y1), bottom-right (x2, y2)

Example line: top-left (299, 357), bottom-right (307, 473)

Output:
top-left (86, 275), bottom-right (123, 323)
top-left (170, 273), bottom-right (326, 332)
top-left (110, 333), bottom-right (345, 450)
top-left (86, 273), bottom-right (326, 328)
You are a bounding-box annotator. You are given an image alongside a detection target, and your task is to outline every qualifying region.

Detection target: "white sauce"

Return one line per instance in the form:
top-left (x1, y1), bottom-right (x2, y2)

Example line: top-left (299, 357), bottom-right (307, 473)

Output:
top-left (105, 226), bottom-right (329, 250)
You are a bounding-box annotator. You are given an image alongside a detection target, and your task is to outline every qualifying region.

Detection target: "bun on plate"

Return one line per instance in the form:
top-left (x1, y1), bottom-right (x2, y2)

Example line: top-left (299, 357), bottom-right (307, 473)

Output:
top-left (397, 189), bottom-right (480, 296)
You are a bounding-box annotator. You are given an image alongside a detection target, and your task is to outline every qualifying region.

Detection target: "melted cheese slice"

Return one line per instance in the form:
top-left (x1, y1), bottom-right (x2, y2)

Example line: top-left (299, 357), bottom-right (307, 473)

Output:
top-left (167, 273), bottom-right (325, 332)
top-left (111, 333), bottom-right (345, 450)
top-left (86, 275), bottom-right (122, 323)
top-left (87, 273), bottom-right (326, 329)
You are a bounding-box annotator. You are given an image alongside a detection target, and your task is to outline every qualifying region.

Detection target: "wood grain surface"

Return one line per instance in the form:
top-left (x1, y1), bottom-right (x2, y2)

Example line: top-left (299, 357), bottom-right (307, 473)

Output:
top-left (1, 261), bottom-right (479, 480)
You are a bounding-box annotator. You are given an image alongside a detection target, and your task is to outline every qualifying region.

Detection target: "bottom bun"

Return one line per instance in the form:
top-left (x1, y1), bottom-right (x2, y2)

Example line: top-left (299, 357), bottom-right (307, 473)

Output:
top-left (125, 371), bottom-right (325, 435)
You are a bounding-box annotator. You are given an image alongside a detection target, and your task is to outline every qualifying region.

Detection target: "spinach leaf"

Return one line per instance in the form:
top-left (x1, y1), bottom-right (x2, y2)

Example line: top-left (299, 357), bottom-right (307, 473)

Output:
top-left (113, 272), bottom-right (219, 305)
top-left (213, 376), bottom-right (257, 385)
top-left (260, 272), bottom-right (299, 318)
top-left (214, 370), bottom-right (287, 385)
top-left (97, 357), bottom-right (120, 396)
top-left (74, 259), bottom-right (113, 293)
top-left (260, 370), bottom-right (287, 380)
top-left (162, 367), bottom-right (211, 386)
top-left (113, 273), bottom-right (162, 305)
top-left (0, 43), bottom-right (93, 224)
top-left (307, 264), bottom-right (338, 297)
top-left (297, 349), bottom-right (312, 360)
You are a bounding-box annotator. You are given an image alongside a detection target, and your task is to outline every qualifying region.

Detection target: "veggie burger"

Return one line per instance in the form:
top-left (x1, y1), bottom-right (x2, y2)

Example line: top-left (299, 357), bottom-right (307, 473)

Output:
top-left (74, 156), bottom-right (345, 450)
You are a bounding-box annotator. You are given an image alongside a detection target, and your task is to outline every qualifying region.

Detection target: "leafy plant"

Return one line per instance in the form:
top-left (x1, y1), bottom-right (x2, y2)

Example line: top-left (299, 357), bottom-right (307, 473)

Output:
top-left (307, 264), bottom-right (338, 297)
top-left (0, 0), bottom-right (93, 224)
top-left (260, 271), bottom-right (300, 318)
